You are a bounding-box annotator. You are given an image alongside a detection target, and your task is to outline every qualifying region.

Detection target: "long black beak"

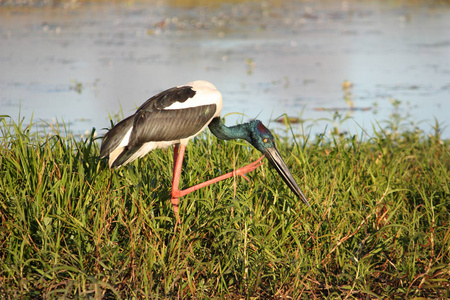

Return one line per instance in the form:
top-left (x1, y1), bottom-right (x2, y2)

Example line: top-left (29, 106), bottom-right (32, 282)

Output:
top-left (264, 146), bottom-right (311, 207)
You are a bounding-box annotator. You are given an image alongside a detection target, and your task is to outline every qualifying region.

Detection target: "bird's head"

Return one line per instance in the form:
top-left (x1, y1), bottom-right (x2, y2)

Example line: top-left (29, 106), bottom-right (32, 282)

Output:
top-left (247, 120), bottom-right (310, 207)
top-left (247, 120), bottom-right (277, 153)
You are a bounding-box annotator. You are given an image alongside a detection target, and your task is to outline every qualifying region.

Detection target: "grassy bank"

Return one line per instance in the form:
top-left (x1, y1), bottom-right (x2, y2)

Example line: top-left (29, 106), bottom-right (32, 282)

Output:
top-left (0, 116), bottom-right (449, 299)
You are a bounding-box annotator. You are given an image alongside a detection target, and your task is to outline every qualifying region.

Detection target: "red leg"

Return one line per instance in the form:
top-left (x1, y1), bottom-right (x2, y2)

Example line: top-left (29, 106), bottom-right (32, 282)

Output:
top-left (170, 143), bottom-right (185, 221)
top-left (172, 144), bottom-right (180, 174)
top-left (170, 143), bottom-right (264, 222)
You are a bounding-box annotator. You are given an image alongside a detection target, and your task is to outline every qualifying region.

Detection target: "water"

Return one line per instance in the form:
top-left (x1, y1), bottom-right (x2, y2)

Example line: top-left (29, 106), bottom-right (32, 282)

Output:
top-left (1, 0), bottom-right (449, 139)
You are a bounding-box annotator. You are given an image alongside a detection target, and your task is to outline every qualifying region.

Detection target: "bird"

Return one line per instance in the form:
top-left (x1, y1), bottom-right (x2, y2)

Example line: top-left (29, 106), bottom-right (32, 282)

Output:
top-left (100, 80), bottom-right (310, 220)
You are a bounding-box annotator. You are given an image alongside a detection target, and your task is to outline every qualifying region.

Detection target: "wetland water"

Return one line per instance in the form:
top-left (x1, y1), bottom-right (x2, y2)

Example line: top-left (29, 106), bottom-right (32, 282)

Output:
top-left (1, 0), bottom-right (449, 138)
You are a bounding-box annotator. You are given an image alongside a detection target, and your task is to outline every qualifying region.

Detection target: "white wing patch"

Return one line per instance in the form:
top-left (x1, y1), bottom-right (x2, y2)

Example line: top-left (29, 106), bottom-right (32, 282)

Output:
top-left (165, 80), bottom-right (223, 112)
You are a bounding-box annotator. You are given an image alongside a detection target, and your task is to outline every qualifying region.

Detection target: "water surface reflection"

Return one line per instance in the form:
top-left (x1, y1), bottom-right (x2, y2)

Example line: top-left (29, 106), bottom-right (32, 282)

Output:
top-left (1, 0), bottom-right (449, 138)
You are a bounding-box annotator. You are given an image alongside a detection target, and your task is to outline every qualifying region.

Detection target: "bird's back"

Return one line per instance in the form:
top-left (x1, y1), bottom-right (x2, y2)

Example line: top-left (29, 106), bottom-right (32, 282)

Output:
top-left (100, 80), bottom-right (223, 168)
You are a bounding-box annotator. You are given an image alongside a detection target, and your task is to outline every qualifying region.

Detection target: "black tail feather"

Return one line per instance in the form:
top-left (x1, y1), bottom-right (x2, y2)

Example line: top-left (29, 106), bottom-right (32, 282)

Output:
top-left (100, 115), bottom-right (134, 158)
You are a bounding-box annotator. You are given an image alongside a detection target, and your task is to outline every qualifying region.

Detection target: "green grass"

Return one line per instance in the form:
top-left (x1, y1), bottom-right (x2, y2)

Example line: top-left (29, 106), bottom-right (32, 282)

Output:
top-left (0, 115), bottom-right (449, 299)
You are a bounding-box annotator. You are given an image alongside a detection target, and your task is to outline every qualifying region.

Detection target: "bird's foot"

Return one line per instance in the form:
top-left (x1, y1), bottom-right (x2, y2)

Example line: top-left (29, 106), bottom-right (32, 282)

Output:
top-left (170, 196), bottom-right (181, 225)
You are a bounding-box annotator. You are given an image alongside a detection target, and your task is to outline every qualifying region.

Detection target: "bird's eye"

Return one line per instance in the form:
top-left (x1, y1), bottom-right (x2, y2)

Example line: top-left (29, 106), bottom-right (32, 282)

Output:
top-left (263, 138), bottom-right (268, 143)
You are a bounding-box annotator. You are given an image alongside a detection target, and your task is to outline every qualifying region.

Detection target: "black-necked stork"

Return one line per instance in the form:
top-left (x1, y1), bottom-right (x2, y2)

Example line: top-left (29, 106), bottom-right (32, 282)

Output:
top-left (100, 80), bottom-right (310, 220)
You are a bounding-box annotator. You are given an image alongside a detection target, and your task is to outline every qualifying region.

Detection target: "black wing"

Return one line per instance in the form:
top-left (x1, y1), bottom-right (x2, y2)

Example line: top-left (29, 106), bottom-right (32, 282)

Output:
top-left (130, 104), bottom-right (217, 145)
top-left (137, 85), bottom-right (196, 113)
top-left (129, 84), bottom-right (218, 145)
top-left (101, 84), bottom-right (219, 168)
top-left (111, 104), bottom-right (217, 167)
top-left (100, 85), bottom-right (196, 158)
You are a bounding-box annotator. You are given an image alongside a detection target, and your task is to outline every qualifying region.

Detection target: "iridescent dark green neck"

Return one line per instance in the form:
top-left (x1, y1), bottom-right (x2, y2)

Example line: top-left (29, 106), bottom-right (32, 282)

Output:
top-left (208, 117), bottom-right (252, 143)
